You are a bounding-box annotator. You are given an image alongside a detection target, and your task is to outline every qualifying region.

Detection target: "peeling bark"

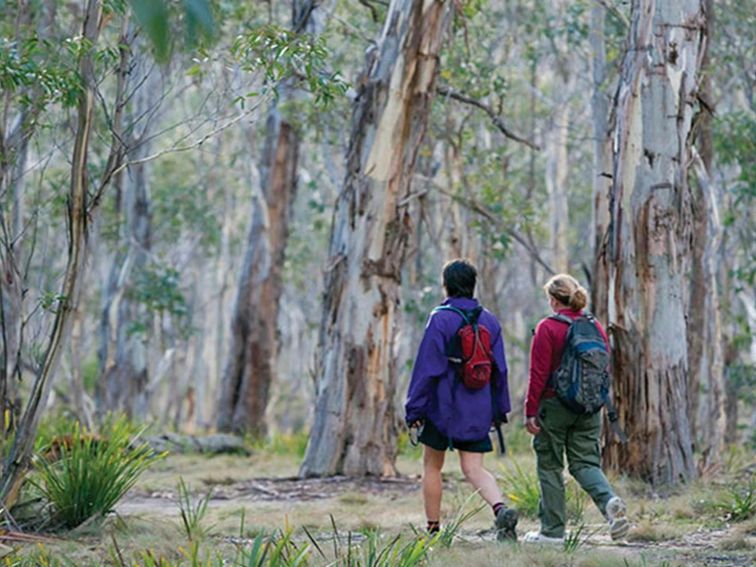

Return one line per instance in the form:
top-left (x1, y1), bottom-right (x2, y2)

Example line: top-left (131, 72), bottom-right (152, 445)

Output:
top-left (300, 0), bottom-right (452, 478)
top-left (217, 1), bottom-right (329, 436)
top-left (687, 0), bottom-right (725, 468)
top-left (601, 0), bottom-right (706, 486)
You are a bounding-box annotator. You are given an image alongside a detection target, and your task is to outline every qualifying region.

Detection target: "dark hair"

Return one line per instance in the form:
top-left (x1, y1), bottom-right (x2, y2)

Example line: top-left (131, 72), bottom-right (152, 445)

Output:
top-left (442, 259), bottom-right (477, 298)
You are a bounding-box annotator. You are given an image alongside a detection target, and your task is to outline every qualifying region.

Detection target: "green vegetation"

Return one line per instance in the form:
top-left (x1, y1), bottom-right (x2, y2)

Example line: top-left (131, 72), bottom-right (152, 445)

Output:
top-left (177, 477), bottom-right (213, 541)
top-left (33, 418), bottom-right (165, 529)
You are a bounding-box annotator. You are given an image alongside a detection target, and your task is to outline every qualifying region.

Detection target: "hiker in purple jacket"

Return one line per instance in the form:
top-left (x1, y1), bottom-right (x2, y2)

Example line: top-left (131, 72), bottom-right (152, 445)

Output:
top-left (405, 259), bottom-right (518, 541)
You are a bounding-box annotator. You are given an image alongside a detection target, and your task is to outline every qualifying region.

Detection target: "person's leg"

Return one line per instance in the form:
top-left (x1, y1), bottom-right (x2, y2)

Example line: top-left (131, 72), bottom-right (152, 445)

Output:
top-left (458, 450), bottom-right (518, 541)
top-left (565, 412), bottom-right (629, 540)
top-left (533, 398), bottom-right (572, 539)
top-left (565, 412), bottom-right (615, 515)
top-left (423, 446), bottom-right (446, 531)
top-left (458, 451), bottom-right (502, 505)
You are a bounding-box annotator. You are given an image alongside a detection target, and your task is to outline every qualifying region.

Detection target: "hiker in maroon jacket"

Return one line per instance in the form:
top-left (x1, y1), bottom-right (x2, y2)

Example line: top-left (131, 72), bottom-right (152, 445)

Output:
top-left (405, 259), bottom-right (518, 541)
top-left (523, 273), bottom-right (629, 544)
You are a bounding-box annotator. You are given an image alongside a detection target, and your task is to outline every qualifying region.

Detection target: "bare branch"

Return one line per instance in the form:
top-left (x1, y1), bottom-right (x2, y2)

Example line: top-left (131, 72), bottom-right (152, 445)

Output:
top-left (106, 95), bottom-right (270, 183)
top-left (436, 86), bottom-right (541, 151)
top-left (418, 175), bottom-right (555, 274)
top-left (594, 0), bottom-right (629, 29)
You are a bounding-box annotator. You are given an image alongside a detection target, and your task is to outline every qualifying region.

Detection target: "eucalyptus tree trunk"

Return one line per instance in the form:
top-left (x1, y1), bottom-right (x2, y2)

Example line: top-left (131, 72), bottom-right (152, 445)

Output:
top-left (600, 0), bottom-right (706, 485)
top-left (690, 155), bottom-right (725, 465)
top-left (688, 0), bottom-right (725, 466)
top-left (300, 0), bottom-right (452, 478)
top-left (216, 1), bottom-right (329, 437)
top-left (0, 0), bottom-right (116, 507)
top-left (589, 4), bottom-right (612, 321)
top-left (545, 88), bottom-right (571, 275)
top-left (98, 53), bottom-right (158, 419)
top-left (0, 0), bottom-right (58, 438)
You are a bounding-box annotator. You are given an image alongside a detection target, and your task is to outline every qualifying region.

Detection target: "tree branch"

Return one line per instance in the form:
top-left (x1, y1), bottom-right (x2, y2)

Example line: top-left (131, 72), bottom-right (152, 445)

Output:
top-left (594, 0), bottom-right (629, 29)
top-left (419, 176), bottom-right (555, 274)
top-left (436, 86), bottom-right (541, 151)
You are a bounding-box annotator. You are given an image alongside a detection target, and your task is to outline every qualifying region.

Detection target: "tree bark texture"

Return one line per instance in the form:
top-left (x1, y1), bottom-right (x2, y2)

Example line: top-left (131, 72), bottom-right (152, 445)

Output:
top-left (601, 0), bottom-right (706, 485)
top-left (216, 1), bottom-right (333, 436)
top-left (300, 0), bottom-right (452, 478)
top-left (590, 4), bottom-right (613, 321)
top-left (686, 0), bottom-right (725, 468)
top-left (690, 154), bottom-right (725, 466)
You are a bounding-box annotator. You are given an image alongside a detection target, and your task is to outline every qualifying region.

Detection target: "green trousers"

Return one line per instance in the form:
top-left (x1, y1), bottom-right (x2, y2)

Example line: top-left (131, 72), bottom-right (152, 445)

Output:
top-left (533, 397), bottom-right (616, 538)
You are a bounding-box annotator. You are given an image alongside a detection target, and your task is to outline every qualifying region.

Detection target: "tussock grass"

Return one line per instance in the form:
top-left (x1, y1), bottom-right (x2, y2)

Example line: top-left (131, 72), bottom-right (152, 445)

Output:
top-left (33, 417), bottom-right (165, 529)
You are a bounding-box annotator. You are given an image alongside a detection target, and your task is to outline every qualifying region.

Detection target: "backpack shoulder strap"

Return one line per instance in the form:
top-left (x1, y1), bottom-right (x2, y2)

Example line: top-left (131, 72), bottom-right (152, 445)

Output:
top-left (548, 313), bottom-right (574, 326)
top-left (432, 305), bottom-right (481, 325)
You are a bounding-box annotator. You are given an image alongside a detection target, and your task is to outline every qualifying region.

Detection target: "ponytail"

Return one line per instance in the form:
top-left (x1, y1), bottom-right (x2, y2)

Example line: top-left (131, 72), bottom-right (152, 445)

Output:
top-left (543, 273), bottom-right (588, 311)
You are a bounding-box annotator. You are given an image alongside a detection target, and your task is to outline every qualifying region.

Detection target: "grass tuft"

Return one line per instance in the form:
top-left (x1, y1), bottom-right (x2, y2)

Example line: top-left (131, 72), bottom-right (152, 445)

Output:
top-left (499, 460), bottom-right (540, 518)
top-left (33, 416), bottom-right (165, 530)
top-left (177, 477), bottom-right (213, 541)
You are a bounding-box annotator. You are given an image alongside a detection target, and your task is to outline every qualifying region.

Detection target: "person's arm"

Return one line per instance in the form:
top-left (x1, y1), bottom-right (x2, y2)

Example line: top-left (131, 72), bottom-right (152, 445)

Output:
top-left (525, 320), bottom-right (553, 418)
top-left (490, 329), bottom-right (511, 421)
top-left (405, 314), bottom-right (448, 424)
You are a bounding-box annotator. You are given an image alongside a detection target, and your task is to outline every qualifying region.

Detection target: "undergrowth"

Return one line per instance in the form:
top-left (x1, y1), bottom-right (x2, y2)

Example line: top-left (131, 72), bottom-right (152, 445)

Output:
top-left (32, 417), bottom-right (165, 529)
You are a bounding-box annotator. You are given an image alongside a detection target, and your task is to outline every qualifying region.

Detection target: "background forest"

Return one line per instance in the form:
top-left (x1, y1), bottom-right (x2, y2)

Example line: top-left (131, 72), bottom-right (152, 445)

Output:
top-left (0, 0), bottom-right (754, 565)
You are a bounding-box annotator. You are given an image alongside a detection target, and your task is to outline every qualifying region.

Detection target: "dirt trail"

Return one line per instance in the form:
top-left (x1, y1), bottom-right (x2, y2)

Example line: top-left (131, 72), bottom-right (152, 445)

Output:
top-left (118, 475), bottom-right (755, 566)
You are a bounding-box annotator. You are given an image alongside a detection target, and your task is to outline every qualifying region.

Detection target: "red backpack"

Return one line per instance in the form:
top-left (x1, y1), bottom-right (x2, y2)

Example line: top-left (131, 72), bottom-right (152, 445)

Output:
top-left (433, 305), bottom-right (493, 390)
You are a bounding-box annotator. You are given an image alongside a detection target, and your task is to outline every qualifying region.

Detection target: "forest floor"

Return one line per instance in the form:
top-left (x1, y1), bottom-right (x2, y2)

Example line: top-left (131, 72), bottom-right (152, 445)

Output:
top-left (5, 436), bottom-right (756, 566)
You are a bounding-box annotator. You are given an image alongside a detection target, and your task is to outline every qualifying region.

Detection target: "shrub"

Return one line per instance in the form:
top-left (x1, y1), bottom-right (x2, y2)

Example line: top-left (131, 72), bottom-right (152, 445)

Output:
top-left (718, 477), bottom-right (756, 522)
top-left (34, 417), bottom-right (165, 529)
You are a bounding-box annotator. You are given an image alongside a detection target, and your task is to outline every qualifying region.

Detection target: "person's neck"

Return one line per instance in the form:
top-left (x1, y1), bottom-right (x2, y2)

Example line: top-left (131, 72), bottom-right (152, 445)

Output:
top-left (551, 300), bottom-right (570, 312)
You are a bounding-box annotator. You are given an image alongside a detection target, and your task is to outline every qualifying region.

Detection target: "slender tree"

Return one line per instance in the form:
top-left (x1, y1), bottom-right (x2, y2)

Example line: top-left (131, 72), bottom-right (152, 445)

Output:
top-left (0, 0), bottom-right (131, 506)
top-left (589, 3), bottom-right (613, 322)
top-left (600, 0), bottom-right (707, 485)
top-left (98, 50), bottom-right (161, 419)
top-left (300, 0), bottom-right (452, 477)
top-left (687, 0), bottom-right (725, 467)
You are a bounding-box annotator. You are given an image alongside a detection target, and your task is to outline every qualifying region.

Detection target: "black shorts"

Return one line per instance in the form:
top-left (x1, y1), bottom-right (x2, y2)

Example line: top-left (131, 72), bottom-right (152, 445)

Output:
top-left (419, 419), bottom-right (493, 453)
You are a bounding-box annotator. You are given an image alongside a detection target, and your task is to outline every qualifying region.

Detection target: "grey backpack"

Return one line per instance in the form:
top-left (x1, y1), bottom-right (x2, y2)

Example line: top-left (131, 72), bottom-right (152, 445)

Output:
top-left (550, 313), bottom-right (610, 415)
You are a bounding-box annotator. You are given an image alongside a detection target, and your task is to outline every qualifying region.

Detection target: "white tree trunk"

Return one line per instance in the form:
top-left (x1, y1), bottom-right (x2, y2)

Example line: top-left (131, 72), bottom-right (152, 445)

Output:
top-left (545, 90), bottom-right (571, 274)
top-left (691, 154), bottom-right (725, 465)
top-left (300, 0), bottom-right (452, 478)
top-left (602, 0), bottom-right (706, 485)
top-left (590, 4), bottom-right (613, 320)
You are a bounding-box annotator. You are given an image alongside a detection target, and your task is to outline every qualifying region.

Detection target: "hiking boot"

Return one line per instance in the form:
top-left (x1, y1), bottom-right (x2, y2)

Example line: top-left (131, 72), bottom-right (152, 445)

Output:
top-left (522, 531), bottom-right (563, 545)
top-left (494, 506), bottom-right (518, 542)
top-left (606, 496), bottom-right (630, 540)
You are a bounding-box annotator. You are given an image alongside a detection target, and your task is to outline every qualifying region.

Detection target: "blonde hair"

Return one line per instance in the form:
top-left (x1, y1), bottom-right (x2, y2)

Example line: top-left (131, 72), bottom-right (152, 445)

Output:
top-left (543, 273), bottom-right (588, 311)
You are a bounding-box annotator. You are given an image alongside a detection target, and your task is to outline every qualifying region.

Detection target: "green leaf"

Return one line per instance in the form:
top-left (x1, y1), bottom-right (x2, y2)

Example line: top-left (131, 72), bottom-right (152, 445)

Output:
top-left (129, 0), bottom-right (171, 62)
top-left (183, 0), bottom-right (216, 46)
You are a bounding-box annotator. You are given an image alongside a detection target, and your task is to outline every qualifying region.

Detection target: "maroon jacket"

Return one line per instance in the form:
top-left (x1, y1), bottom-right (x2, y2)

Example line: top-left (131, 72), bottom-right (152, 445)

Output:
top-left (525, 308), bottom-right (609, 418)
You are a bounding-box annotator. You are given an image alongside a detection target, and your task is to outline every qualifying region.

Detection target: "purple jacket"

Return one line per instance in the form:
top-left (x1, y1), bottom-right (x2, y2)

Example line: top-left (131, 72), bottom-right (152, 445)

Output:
top-left (404, 297), bottom-right (511, 442)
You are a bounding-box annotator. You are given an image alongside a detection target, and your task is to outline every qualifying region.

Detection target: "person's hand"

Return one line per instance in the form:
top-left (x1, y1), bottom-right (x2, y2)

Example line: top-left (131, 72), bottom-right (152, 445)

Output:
top-left (525, 416), bottom-right (541, 435)
top-left (408, 419), bottom-right (424, 429)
